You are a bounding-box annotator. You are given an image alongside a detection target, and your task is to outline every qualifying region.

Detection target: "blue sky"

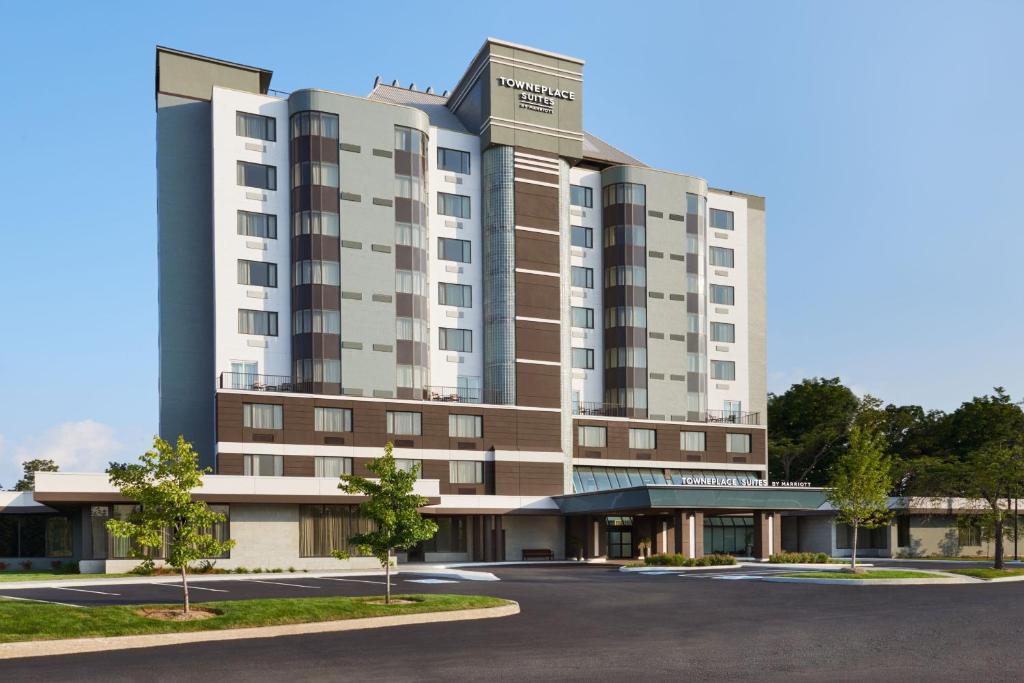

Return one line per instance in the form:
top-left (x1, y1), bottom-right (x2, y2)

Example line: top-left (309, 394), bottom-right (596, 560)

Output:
top-left (1, 0), bottom-right (1021, 485)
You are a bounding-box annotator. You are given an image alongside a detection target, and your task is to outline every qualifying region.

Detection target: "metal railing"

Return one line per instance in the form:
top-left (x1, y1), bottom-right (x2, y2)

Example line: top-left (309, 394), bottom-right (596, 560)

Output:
top-left (705, 410), bottom-right (761, 425)
top-left (219, 372), bottom-right (309, 393)
top-left (574, 402), bottom-right (631, 417)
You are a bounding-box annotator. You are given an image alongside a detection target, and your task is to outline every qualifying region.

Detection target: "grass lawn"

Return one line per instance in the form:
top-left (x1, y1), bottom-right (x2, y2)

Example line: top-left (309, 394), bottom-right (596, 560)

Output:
top-left (777, 570), bottom-right (943, 580)
top-left (0, 572), bottom-right (136, 583)
top-left (945, 568), bottom-right (1024, 580)
top-left (0, 594), bottom-right (508, 644)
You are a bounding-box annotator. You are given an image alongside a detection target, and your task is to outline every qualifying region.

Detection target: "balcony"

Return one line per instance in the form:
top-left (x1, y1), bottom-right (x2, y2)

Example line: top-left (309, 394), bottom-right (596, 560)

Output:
top-left (704, 410), bottom-right (761, 426)
top-left (572, 401), bottom-right (760, 425)
top-left (218, 374), bottom-right (495, 405)
top-left (575, 402), bottom-right (630, 417)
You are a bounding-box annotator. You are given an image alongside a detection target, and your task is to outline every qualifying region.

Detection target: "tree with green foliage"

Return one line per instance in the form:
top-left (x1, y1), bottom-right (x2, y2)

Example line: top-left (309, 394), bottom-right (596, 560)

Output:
top-left (336, 443), bottom-right (438, 604)
top-left (944, 388), bottom-right (1024, 460)
top-left (14, 459), bottom-right (60, 491)
top-left (105, 436), bottom-right (235, 613)
top-left (827, 425), bottom-right (894, 569)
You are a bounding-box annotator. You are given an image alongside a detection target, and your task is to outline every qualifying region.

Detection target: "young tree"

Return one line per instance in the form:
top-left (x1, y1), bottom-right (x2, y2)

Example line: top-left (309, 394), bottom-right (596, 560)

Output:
top-left (827, 425), bottom-right (893, 569)
top-left (14, 459), bottom-right (60, 491)
top-left (106, 436), bottom-right (234, 613)
top-left (336, 443), bottom-right (438, 604)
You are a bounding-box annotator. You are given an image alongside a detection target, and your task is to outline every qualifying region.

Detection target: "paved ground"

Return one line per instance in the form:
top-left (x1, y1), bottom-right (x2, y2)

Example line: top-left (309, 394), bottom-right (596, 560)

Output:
top-left (3, 563), bottom-right (1024, 681)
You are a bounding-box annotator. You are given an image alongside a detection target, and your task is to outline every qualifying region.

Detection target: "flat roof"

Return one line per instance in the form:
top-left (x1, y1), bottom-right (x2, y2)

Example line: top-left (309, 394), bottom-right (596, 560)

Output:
top-left (554, 485), bottom-right (828, 514)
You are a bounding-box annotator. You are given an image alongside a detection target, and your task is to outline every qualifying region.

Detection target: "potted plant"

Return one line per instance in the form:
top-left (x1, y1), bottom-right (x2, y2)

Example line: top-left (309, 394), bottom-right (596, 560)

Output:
top-left (637, 537), bottom-right (651, 560)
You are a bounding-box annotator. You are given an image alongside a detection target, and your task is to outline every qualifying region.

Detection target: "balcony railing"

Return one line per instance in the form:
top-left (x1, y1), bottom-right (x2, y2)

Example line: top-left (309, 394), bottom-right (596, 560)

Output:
top-left (422, 386), bottom-right (482, 404)
top-left (220, 372), bottom-right (307, 393)
top-left (572, 401), bottom-right (760, 425)
top-left (219, 374), bottom-right (499, 405)
top-left (575, 402), bottom-right (631, 417)
top-left (705, 410), bottom-right (761, 425)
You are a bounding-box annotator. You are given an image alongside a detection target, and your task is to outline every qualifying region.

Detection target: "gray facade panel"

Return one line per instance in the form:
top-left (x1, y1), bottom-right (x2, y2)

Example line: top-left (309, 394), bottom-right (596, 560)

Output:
top-left (482, 146), bottom-right (516, 404)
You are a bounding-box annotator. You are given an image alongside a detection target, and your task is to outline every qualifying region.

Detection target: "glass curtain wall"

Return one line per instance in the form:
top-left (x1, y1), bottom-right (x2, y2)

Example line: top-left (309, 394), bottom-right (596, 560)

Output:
top-left (685, 192), bottom-right (708, 420)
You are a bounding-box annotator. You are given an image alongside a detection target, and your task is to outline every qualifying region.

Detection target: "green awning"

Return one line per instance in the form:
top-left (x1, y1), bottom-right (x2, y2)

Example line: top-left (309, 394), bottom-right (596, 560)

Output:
top-left (553, 485), bottom-right (828, 514)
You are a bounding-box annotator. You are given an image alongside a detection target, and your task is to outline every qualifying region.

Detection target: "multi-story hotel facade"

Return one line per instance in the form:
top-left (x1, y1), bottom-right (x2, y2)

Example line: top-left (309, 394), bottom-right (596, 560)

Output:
top-left (0, 40), bottom-right (835, 572)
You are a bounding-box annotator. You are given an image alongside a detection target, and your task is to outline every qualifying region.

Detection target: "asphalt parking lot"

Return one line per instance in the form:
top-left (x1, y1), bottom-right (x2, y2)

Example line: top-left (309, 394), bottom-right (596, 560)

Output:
top-left (3, 563), bottom-right (1024, 682)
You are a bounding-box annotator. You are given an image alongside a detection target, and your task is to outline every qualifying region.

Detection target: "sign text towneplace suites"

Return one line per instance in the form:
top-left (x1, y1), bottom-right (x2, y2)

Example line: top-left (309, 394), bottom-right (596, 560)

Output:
top-left (497, 77), bottom-right (575, 114)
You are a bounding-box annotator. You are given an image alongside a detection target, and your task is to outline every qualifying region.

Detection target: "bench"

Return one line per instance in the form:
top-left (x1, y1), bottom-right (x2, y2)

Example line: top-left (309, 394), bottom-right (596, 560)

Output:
top-left (522, 548), bottom-right (555, 561)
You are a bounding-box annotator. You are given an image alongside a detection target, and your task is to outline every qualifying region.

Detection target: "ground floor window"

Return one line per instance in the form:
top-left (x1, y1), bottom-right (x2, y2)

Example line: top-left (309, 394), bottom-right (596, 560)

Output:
top-left (957, 517), bottom-right (983, 547)
top-left (422, 516), bottom-right (468, 553)
top-left (836, 523), bottom-right (888, 550)
top-left (88, 504), bottom-right (230, 560)
top-left (896, 515), bottom-right (910, 547)
top-left (0, 514), bottom-right (72, 558)
top-left (704, 516), bottom-right (753, 555)
top-left (299, 504), bottom-right (374, 558)
top-left (607, 516), bottom-right (633, 559)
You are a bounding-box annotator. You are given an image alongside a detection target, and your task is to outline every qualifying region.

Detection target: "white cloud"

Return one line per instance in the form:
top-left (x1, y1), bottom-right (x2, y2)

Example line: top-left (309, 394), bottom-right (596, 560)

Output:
top-left (0, 420), bottom-right (128, 478)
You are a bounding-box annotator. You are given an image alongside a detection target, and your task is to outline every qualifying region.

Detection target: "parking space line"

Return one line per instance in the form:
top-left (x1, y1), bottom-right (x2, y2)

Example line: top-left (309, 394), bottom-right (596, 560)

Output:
top-left (243, 579), bottom-right (320, 588)
top-left (53, 587), bottom-right (121, 596)
top-left (317, 577), bottom-right (386, 585)
top-left (1, 594), bottom-right (85, 608)
top-left (152, 583), bottom-right (229, 593)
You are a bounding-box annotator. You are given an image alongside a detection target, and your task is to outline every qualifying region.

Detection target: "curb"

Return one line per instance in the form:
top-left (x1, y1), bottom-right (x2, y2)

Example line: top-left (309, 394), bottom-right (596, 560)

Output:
top-left (0, 601), bottom-right (520, 660)
top-left (760, 576), bottom-right (976, 586)
top-left (618, 564), bottom-right (743, 573)
top-left (739, 563), bottom-right (874, 570)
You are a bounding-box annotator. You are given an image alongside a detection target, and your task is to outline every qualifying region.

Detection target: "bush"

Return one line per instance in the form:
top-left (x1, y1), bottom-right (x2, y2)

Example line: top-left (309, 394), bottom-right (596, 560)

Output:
top-left (769, 551), bottom-right (830, 564)
top-left (233, 567), bottom-right (250, 574)
top-left (0, 562), bottom-right (7, 571)
top-left (20, 560), bottom-right (33, 571)
top-left (644, 553), bottom-right (737, 567)
top-left (130, 559), bottom-right (156, 576)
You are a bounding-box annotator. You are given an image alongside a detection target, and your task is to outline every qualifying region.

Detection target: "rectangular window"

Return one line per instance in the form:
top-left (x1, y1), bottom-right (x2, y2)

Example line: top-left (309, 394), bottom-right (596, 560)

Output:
top-left (396, 269), bottom-right (426, 295)
top-left (710, 208), bottom-right (734, 230)
top-left (243, 403), bottom-right (283, 429)
top-left (711, 360), bottom-right (736, 381)
top-left (293, 260), bottom-right (341, 286)
top-left (571, 266), bottom-right (594, 288)
top-left (236, 111), bottom-right (276, 141)
top-left (236, 161), bottom-right (276, 190)
top-left (423, 516), bottom-right (468, 553)
top-left (291, 112), bottom-right (339, 139)
top-left (726, 433), bottom-right (752, 453)
top-left (958, 517), bottom-right (982, 546)
top-left (292, 161), bottom-right (339, 188)
top-left (299, 504), bottom-right (373, 558)
top-left (578, 425), bottom-right (607, 447)
top-left (314, 456), bottom-right (353, 478)
top-left (237, 309), bottom-right (278, 336)
top-left (237, 210), bottom-right (277, 239)
top-left (449, 461), bottom-right (484, 484)
top-left (395, 459), bottom-right (423, 478)
top-left (572, 347), bottom-right (594, 369)
top-left (243, 454), bottom-right (283, 476)
top-left (710, 285), bottom-right (735, 305)
top-left (629, 428), bottom-right (657, 450)
top-left (293, 211), bottom-right (340, 237)
top-left (571, 306), bottom-right (594, 329)
top-left (439, 327), bottom-right (473, 353)
top-left (437, 147), bottom-right (471, 174)
top-left (709, 246), bottom-right (735, 268)
top-left (386, 411), bottom-right (422, 435)
top-left (438, 283), bottom-right (472, 307)
top-left (571, 226), bottom-right (593, 248)
top-left (438, 237), bottom-right (472, 263)
top-left (681, 431), bottom-right (706, 451)
top-left (710, 322), bottom-right (735, 343)
top-left (314, 407), bottom-right (352, 432)
top-left (437, 192), bottom-right (471, 219)
top-left (570, 184), bottom-right (593, 208)
top-left (897, 515), bottom-right (910, 547)
top-left (237, 260), bottom-right (277, 287)
top-left (293, 309), bottom-right (341, 335)
top-left (449, 414), bottom-right (483, 438)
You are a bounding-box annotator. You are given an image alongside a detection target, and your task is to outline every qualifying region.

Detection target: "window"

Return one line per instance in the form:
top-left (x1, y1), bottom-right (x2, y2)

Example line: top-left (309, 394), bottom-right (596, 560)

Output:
top-left (293, 260), bottom-right (340, 286)
top-left (578, 425), bottom-right (607, 447)
top-left (299, 504), bottom-right (373, 558)
top-left (571, 226), bottom-right (593, 248)
top-left (605, 346), bottom-right (647, 368)
top-left (571, 266), bottom-right (594, 288)
top-left (438, 237), bottom-right (472, 263)
top-left (229, 361), bottom-right (258, 389)
top-left (396, 317), bottom-right (428, 342)
top-left (603, 225), bottom-right (646, 247)
top-left (724, 400), bottom-right (743, 418)
top-left (396, 222), bottom-right (425, 248)
top-left (423, 516), bottom-right (468, 553)
top-left (710, 284), bottom-right (735, 305)
top-left (897, 515), bottom-right (911, 547)
top-left (710, 208), bottom-right (734, 230)
top-left (293, 211), bottom-right (340, 237)
top-left (0, 515), bottom-right (72, 558)
top-left (572, 306), bottom-right (594, 329)
top-left (629, 428), bottom-right (656, 450)
top-left (836, 523), bottom-right (888, 550)
top-left (395, 459), bottom-right (423, 478)
top-left (294, 358), bottom-right (341, 384)
top-left (243, 403), bottom-right (282, 429)
top-left (236, 111), bottom-right (276, 141)
top-left (290, 111), bottom-right (339, 139)
top-left (394, 126), bottom-right (424, 152)
top-left (314, 407), bottom-right (352, 432)
top-left (293, 309), bottom-right (340, 334)
top-left (711, 360), bottom-right (736, 381)
top-left (314, 456), bottom-right (352, 478)
top-left (958, 517), bottom-right (982, 546)
top-left (236, 161), bottom-right (276, 190)
top-left (238, 309), bottom-right (278, 336)
top-left (604, 265), bottom-right (647, 287)
top-left (439, 327), bottom-right (472, 353)
top-left (237, 260), bottom-right (277, 287)
top-left (449, 461), bottom-right (484, 484)
top-left (570, 184), bottom-right (593, 208)
top-left (572, 347), bottom-right (594, 369)
top-left (449, 414), bottom-right (483, 438)
top-left (394, 175), bottom-right (424, 202)
top-left (710, 322), bottom-right (735, 343)
top-left (709, 246), bottom-right (734, 268)
top-left (292, 161), bottom-right (339, 188)
top-left (726, 433), bottom-right (751, 453)
top-left (681, 431), bottom-right (706, 452)
top-left (438, 283), bottom-right (472, 307)
top-left (688, 314), bottom-right (701, 334)
top-left (437, 147), bottom-right (470, 174)
top-left (602, 183), bottom-right (646, 207)
top-left (387, 411), bottom-right (422, 435)
top-left (604, 306), bottom-right (647, 328)
top-left (396, 269), bottom-right (426, 295)
top-left (243, 454), bottom-right (283, 476)
top-left (438, 192), bottom-right (471, 218)
top-left (237, 211), bottom-right (277, 239)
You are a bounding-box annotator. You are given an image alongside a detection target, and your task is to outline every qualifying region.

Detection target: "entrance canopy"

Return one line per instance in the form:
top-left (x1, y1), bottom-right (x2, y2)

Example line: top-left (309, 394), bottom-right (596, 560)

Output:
top-left (553, 485), bottom-right (828, 515)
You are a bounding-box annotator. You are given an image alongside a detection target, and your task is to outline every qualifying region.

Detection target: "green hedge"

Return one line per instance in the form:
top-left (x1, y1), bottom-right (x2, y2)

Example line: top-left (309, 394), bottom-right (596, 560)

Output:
top-left (643, 553), bottom-right (737, 567)
top-left (769, 551), bottom-right (830, 564)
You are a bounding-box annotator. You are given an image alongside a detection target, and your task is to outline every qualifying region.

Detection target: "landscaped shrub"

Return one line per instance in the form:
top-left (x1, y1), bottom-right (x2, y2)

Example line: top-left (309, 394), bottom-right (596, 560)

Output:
top-left (769, 551), bottom-right (830, 564)
top-left (19, 560), bottom-right (33, 571)
top-left (130, 559), bottom-right (156, 576)
top-left (644, 553), bottom-right (737, 567)
top-left (0, 562), bottom-right (9, 571)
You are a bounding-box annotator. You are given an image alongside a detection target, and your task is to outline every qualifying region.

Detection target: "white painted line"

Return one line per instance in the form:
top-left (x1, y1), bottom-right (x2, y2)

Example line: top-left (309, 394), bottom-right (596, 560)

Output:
top-left (317, 577), bottom-right (386, 585)
top-left (243, 579), bottom-right (320, 589)
top-left (152, 583), bottom-right (229, 593)
top-left (53, 587), bottom-right (120, 596)
top-left (406, 579), bottom-right (458, 584)
top-left (1, 594), bottom-right (84, 608)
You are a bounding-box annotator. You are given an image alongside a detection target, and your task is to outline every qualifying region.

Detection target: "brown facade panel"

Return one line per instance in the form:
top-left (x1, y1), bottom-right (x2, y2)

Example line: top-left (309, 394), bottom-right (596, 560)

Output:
top-left (515, 271), bottom-right (560, 320)
top-left (516, 363), bottom-right (560, 409)
top-left (571, 418), bottom-right (766, 466)
top-left (515, 167), bottom-right (558, 184)
top-left (515, 411), bottom-right (562, 450)
top-left (217, 453), bottom-right (244, 475)
top-left (515, 231), bottom-right (560, 273)
top-left (515, 320), bottom-right (560, 363)
top-left (494, 461), bottom-right (564, 496)
top-left (283, 455), bottom-right (315, 477)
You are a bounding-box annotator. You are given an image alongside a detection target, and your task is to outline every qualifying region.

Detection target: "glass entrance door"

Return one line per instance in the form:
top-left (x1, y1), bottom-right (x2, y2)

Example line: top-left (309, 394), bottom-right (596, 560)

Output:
top-left (606, 516), bottom-right (634, 559)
